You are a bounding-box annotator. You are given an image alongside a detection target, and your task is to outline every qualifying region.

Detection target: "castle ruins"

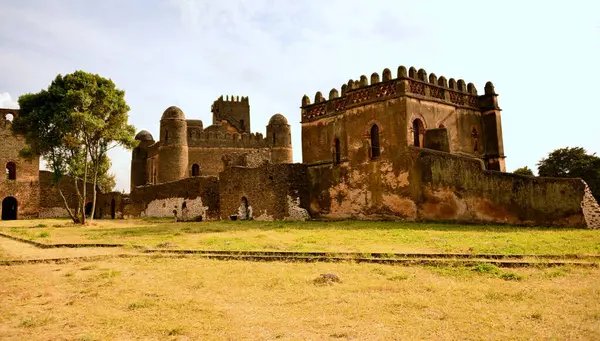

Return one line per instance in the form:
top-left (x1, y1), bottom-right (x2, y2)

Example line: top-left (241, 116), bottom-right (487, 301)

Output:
top-left (1, 65), bottom-right (598, 228)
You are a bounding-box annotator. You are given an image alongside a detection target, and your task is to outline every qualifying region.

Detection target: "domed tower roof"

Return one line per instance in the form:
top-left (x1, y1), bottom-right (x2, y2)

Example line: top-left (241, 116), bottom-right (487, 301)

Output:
top-left (161, 106), bottom-right (186, 120)
top-left (268, 113), bottom-right (288, 125)
top-left (135, 130), bottom-right (154, 141)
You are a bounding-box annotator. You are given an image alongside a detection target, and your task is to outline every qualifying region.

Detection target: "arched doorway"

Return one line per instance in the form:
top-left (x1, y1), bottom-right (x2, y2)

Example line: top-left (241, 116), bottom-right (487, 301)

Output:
top-left (2, 197), bottom-right (17, 220)
top-left (191, 164), bottom-right (200, 177)
top-left (370, 125), bottom-right (380, 159)
top-left (334, 138), bottom-right (341, 164)
top-left (6, 162), bottom-right (16, 180)
top-left (412, 119), bottom-right (425, 147)
top-left (110, 198), bottom-right (116, 219)
top-left (85, 202), bottom-right (93, 218)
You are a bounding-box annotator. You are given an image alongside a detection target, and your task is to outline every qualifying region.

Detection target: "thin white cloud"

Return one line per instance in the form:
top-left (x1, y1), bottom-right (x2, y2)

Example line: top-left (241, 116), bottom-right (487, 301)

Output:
top-left (0, 93), bottom-right (19, 109)
top-left (0, 0), bottom-right (598, 190)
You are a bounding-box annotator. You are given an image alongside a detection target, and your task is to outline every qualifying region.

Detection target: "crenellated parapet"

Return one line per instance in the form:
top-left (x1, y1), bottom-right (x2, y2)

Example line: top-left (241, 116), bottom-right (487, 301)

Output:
top-left (188, 131), bottom-right (268, 149)
top-left (301, 65), bottom-right (497, 122)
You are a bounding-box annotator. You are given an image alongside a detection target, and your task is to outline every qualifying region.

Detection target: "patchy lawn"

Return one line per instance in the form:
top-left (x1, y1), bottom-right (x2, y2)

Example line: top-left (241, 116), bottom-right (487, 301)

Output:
top-left (0, 258), bottom-right (598, 340)
top-left (1, 218), bottom-right (599, 255)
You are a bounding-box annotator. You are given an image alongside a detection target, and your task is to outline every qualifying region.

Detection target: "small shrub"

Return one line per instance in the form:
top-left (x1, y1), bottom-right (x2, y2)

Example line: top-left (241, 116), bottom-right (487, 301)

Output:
top-left (471, 263), bottom-right (501, 275)
top-left (127, 301), bottom-right (152, 310)
top-left (38, 231), bottom-right (50, 238)
top-left (500, 272), bottom-right (523, 281)
top-left (528, 312), bottom-right (542, 320)
top-left (34, 224), bottom-right (47, 228)
top-left (388, 274), bottom-right (410, 281)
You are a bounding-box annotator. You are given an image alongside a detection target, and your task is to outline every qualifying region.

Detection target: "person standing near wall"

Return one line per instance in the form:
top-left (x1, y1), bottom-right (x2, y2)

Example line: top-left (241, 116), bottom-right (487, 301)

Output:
top-left (182, 200), bottom-right (188, 222)
top-left (173, 205), bottom-right (178, 223)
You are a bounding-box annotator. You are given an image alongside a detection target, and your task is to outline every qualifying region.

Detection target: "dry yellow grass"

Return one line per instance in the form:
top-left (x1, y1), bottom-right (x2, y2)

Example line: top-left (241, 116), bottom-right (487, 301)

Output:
top-left (0, 257), bottom-right (599, 340)
top-left (2, 218), bottom-right (600, 255)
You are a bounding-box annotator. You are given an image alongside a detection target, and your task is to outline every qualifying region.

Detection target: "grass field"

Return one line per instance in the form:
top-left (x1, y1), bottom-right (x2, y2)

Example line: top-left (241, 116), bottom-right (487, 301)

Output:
top-left (1, 218), bottom-right (599, 255)
top-left (1, 257), bottom-right (599, 340)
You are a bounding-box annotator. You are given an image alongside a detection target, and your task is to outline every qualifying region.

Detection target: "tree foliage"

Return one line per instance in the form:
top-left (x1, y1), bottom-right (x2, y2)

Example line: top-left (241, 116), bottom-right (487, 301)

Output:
top-left (12, 71), bottom-right (136, 224)
top-left (537, 147), bottom-right (600, 201)
top-left (513, 166), bottom-right (534, 176)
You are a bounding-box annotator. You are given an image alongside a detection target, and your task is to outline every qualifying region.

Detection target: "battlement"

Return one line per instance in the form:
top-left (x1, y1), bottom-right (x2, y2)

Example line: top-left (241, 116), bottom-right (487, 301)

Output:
top-left (212, 95), bottom-right (251, 133)
top-left (301, 65), bottom-right (498, 122)
top-left (213, 95), bottom-right (249, 103)
top-left (187, 131), bottom-right (268, 149)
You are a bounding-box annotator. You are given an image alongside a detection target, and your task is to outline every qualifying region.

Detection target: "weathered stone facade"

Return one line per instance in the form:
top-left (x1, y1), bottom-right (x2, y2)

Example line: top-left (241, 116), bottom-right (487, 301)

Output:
top-left (130, 96), bottom-right (293, 190)
top-left (299, 65), bottom-right (598, 228)
top-left (0, 109), bottom-right (40, 219)
top-left (3, 63), bottom-right (600, 228)
top-left (220, 163), bottom-right (309, 221)
top-left (0, 109), bottom-right (99, 220)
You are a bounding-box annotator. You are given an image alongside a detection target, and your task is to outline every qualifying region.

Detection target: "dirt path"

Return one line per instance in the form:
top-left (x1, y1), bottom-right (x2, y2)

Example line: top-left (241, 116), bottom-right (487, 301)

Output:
top-left (0, 236), bottom-right (137, 260)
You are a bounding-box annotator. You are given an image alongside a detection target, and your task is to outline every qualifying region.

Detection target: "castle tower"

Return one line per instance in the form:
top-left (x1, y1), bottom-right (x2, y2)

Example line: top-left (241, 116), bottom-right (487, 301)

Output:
top-left (158, 106), bottom-right (188, 183)
top-left (211, 96), bottom-right (250, 133)
top-left (479, 82), bottom-right (506, 172)
top-left (267, 113), bottom-right (293, 163)
top-left (130, 130), bottom-right (154, 191)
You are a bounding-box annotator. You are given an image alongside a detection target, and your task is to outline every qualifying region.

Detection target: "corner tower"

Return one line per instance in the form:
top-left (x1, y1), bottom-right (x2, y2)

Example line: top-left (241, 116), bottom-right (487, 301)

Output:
top-left (158, 106), bottom-right (188, 183)
top-left (130, 130), bottom-right (154, 191)
top-left (267, 113), bottom-right (293, 163)
top-left (211, 96), bottom-right (250, 133)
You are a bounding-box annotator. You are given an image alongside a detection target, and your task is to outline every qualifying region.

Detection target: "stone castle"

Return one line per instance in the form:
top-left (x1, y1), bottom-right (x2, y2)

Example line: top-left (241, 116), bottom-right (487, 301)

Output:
top-left (1, 65), bottom-right (599, 228)
top-left (130, 96), bottom-right (292, 189)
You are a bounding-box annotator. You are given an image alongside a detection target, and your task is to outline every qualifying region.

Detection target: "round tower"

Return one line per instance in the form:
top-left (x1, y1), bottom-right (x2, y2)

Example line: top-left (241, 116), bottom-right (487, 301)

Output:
top-left (266, 113), bottom-right (293, 163)
top-left (158, 106), bottom-right (188, 183)
top-left (131, 130), bottom-right (154, 191)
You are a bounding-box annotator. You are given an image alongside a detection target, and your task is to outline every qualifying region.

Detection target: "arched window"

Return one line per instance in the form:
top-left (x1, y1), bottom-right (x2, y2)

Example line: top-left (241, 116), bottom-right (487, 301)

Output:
top-left (6, 162), bottom-right (16, 180)
top-left (191, 164), bottom-right (200, 177)
top-left (273, 133), bottom-right (277, 145)
top-left (471, 127), bottom-right (480, 152)
top-left (334, 138), bottom-right (341, 164)
top-left (412, 119), bottom-right (425, 147)
top-left (370, 125), bottom-right (380, 159)
top-left (165, 130), bottom-right (169, 142)
top-left (5, 113), bottom-right (14, 122)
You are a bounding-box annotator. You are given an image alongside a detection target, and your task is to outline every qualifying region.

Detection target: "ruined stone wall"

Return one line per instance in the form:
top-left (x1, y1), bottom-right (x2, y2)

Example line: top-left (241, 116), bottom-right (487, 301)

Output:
top-left (96, 192), bottom-right (128, 219)
top-left (581, 181), bottom-right (600, 229)
top-left (128, 176), bottom-right (219, 219)
top-left (0, 110), bottom-right (40, 219)
top-left (188, 147), bottom-right (271, 177)
top-left (220, 163), bottom-right (310, 221)
top-left (307, 147), bottom-right (591, 228)
top-left (38, 171), bottom-right (99, 218)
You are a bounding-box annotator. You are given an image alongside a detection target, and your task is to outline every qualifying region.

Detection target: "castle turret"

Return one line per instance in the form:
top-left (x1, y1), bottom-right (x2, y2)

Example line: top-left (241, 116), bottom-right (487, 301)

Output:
top-left (211, 96), bottom-right (250, 133)
top-left (158, 106), bottom-right (188, 183)
top-left (479, 82), bottom-right (506, 172)
top-left (130, 130), bottom-right (154, 191)
top-left (267, 113), bottom-right (293, 163)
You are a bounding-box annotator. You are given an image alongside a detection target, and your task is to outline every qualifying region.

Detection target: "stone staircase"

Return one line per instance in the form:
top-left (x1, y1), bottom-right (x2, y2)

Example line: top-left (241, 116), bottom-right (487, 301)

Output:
top-left (581, 180), bottom-right (600, 229)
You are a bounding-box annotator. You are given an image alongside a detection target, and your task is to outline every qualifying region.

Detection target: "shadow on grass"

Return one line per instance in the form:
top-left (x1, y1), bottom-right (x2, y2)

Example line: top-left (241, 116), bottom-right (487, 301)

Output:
top-left (83, 219), bottom-right (586, 238)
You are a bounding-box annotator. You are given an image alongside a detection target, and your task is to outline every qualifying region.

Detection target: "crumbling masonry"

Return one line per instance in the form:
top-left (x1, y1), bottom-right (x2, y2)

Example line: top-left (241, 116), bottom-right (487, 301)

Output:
top-left (1, 66), bottom-right (599, 228)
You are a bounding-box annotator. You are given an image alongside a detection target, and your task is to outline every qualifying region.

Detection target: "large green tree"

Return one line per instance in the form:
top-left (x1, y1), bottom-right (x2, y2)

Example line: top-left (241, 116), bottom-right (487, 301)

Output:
top-left (537, 147), bottom-right (600, 201)
top-left (13, 71), bottom-right (136, 224)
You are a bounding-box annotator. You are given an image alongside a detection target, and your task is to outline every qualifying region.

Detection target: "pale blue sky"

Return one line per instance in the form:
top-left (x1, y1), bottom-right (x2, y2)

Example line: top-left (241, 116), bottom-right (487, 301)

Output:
top-left (0, 0), bottom-right (598, 191)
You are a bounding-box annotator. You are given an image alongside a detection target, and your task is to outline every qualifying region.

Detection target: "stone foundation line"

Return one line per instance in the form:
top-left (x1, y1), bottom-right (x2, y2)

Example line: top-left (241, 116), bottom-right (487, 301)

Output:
top-left (1, 233), bottom-right (599, 267)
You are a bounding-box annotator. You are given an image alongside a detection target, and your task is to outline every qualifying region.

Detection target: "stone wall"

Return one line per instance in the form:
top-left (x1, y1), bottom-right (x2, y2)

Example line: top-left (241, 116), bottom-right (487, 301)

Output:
top-left (0, 111), bottom-right (41, 219)
top-left (307, 147), bottom-right (592, 228)
top-left (220, 163), bottom-right (310, 221)
top-left (128, 176), bottom-right (219, 219)
top-left (38, 171), bottom-right (98, 218)
top-left (581, 181), bottom-right (600, 229)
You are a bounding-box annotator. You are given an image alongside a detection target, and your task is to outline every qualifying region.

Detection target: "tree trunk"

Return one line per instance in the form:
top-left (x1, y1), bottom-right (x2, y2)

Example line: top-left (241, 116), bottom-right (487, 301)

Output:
top-left (58, 185), bottom-right (79, 224)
